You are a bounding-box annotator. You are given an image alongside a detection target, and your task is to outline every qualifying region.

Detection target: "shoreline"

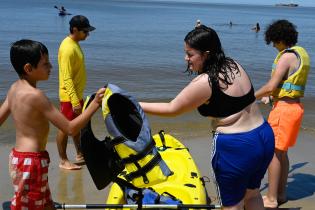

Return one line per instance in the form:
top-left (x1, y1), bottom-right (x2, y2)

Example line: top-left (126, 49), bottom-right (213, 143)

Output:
top-left (1, 98), bottom-right (315, 135)
top-left (1, 98), bottom-right (315, 209)
top-left (1, 128), bottom-right (315, 209)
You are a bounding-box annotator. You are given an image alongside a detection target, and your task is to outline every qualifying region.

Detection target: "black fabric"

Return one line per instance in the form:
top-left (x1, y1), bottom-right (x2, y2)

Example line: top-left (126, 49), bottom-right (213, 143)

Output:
top-left (80, 94), bottom-right (124, 190)
top-left (107, 94), bottom-right (142, 141)
top-left (80, 121), bottom-right (125, 190)
top-left (197, 82), bottom-right (255, 118)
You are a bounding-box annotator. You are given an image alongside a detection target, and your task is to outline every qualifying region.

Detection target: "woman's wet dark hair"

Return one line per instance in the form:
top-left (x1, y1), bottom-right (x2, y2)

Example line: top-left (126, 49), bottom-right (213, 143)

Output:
top-left (184, 25), bottom-right (239, 88)
top-left (10, 39), bottom-right (48, 77)
top-left (265, 19), bottom-right (298, 46)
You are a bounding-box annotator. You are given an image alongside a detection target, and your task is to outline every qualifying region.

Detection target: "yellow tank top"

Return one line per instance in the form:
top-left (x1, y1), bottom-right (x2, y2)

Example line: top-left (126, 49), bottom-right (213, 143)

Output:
top-left (271, 46), bottom-right (310, 99)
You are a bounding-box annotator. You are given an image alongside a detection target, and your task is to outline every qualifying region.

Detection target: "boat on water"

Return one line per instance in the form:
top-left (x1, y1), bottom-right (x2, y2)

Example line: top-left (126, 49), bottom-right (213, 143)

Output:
top-left (59, 11), bottom-right (71, 16)
top-left (54, 5), bottom-right (72, 16)
top-left (275, 3), bottom-right (298, 7)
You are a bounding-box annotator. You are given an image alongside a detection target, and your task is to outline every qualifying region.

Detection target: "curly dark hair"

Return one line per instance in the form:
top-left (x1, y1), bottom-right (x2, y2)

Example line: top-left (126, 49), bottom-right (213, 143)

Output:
top-left (184, 25), bottom-right (239, 88)
top-left (265, 19), bottom-right (298, 46)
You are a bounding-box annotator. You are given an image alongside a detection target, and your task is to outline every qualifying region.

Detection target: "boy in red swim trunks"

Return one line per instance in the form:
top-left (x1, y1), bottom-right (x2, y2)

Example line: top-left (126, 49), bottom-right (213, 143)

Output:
top-left (0, 39), bottom-right (105, 210)
top-left (255, 20), bottom-right (310, 208)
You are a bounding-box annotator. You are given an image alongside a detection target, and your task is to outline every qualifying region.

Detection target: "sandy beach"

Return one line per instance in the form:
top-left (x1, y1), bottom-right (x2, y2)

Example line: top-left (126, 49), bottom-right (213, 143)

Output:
top-left (1, 119), bottom-right (315, 210)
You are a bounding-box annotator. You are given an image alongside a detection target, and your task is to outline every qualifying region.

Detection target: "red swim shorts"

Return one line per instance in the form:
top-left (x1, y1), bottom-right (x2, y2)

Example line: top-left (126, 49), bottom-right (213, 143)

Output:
top-left (268, 101), bottom-right (304, 151)
top-left (9, 149), bottom-right (53, 210)
top-left (60, 100), bottom-right (84, 120)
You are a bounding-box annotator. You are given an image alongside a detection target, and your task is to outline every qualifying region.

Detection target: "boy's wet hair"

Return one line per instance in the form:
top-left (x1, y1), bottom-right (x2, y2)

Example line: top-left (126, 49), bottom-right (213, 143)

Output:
top-left (10, 39), bottom-right (48, 76)
top-left (265, 19), bottom-right (298, 46)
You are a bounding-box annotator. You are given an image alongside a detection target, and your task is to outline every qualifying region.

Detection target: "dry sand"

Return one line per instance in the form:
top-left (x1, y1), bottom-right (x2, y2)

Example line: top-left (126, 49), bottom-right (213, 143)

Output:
top-left (1, 129), bottom-right (315, 210)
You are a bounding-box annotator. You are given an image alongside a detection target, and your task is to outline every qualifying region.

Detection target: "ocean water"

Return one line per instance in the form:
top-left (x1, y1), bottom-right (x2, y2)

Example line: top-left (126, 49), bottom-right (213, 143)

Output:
top-left (0, 0), bottom-right (315, 140)
top-left (0, 0), bottom-right (314, 99)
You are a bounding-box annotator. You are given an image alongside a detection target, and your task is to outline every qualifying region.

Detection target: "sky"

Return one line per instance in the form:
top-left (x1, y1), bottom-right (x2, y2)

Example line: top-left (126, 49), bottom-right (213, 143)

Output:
top-left (157, 0), bottom-right (315, 7)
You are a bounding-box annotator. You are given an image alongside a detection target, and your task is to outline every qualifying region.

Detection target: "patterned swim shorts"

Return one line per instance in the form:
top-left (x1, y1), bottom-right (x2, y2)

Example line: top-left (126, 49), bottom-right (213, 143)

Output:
top-left (9, 149), bottom-right (53, 210)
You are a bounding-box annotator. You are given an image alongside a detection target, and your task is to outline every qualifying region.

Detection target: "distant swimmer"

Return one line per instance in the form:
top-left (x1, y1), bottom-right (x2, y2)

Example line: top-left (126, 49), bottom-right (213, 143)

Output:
top-left (229, 21), bottom-right (233, 27)
top-left (252, 22), bottom-right (260, 32)
top-left (195, 19), bottom-right (201, 28)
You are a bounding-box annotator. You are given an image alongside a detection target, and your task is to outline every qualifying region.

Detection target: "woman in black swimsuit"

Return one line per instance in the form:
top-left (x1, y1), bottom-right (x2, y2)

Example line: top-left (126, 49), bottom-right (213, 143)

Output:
top-left (140, 23), bottom-right (274, 210)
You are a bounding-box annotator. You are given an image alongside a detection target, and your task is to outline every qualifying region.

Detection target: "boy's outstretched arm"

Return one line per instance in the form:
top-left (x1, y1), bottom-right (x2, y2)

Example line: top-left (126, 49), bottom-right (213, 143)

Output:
top-left (0, 96), bottom-right (10, 126)
top-left (39, 88), bottom-right (105, 136)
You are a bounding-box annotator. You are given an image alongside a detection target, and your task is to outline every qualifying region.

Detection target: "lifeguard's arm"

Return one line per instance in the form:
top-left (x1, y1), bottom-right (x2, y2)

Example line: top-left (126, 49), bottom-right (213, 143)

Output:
top-left (140, 74), bottom-right (211, 117)
top-left (0, 96), bottom-right (10, 125)
top-left (36, 88), bottom-right (105, 136)
top-left (255, 53), bottom-right (294, 100)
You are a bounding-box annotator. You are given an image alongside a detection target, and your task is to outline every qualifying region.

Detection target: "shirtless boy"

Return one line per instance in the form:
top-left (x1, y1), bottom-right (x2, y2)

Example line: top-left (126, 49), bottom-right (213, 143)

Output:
top-left (0, 39), bottom-right (105, 210)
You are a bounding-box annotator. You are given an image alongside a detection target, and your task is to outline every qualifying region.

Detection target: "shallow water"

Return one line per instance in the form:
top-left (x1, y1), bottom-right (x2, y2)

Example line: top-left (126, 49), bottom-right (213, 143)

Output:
top-left (0, 0), bottom-right (314, 99)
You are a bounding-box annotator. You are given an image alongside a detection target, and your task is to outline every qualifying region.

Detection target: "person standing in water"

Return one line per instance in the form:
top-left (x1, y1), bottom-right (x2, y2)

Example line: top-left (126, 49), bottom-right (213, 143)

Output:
top-left (196, 19), bottom-right (201, 28)
top-left (252, 22), bottom-right (260, 32)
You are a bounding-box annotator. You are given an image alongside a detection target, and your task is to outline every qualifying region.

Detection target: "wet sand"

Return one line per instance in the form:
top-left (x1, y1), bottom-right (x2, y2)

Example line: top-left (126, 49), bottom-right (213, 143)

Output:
top-left (1, 126), bottom-right (315, 210)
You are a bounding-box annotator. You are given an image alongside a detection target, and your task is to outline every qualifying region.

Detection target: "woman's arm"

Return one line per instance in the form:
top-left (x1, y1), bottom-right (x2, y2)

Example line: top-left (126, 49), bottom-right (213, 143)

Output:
top-left (140, 74), bottom-right (211, 117)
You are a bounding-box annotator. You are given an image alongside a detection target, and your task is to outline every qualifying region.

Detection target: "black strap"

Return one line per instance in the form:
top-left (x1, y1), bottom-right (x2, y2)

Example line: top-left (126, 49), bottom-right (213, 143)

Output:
top-left (133, 161), bottom-right (149, 184)
top-left (125, 152), bottom-right (163, 182)
top-left (161, 191), bottom-right (178, 200)
top-left (110, 136), bottom-right (127, 146)
top-left (157, 130), bottom-right (169, 151)
top-left (114, 177), bottom-right (143, 209)
top-left (121, 139), bottom-right (156, 164)
top-left (158, 130), bottom-right (166, 147)
top-left (114, 177), bottom-right (141, 191)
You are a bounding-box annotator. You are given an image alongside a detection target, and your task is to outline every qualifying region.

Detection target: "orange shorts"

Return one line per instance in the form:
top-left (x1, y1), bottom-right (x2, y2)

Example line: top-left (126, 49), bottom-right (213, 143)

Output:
top-left (60, 100), bottom-right (83, 120)
top-left (268, 101), bottom-right (304, 151)
top-left (9, 149), bottom-right (53, 210)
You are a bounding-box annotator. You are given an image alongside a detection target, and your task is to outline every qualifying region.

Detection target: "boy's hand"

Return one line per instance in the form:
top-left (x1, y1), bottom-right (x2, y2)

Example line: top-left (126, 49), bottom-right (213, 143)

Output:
top-left (94, 88), bottom-right (106, 105)
top-left (261, 96), bottom-right (273, 107)
top-left (260, 96), bottom-right (270, 104)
